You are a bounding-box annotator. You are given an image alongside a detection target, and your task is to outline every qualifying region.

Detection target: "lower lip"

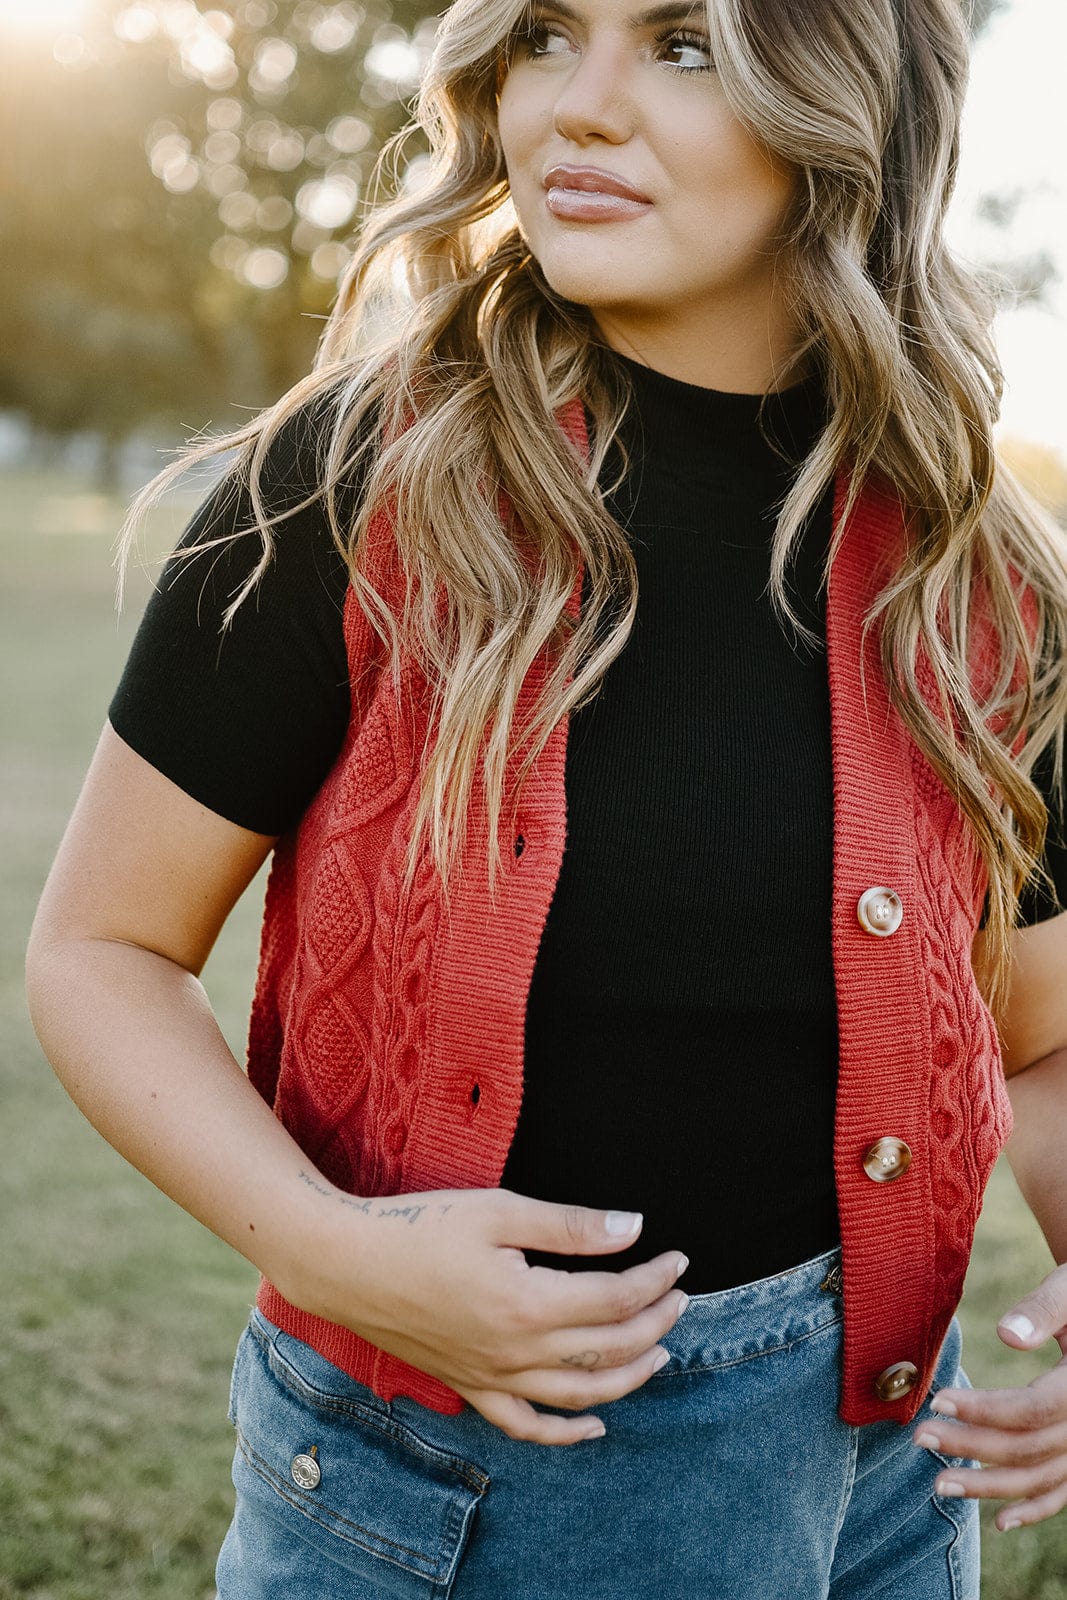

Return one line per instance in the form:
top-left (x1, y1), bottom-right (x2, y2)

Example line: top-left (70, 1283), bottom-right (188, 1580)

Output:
top-left (545, 186), bottom-right (653, 222)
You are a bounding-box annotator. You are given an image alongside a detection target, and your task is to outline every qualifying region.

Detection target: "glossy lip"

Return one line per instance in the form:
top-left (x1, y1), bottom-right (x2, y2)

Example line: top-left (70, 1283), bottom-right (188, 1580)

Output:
top-left (542, 164), bottom-right (653, 204)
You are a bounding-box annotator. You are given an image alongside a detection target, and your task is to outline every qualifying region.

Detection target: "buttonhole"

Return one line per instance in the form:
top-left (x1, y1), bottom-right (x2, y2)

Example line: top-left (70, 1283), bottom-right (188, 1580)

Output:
top-left (514, 833), bottom-right (526, 859)
top-left (470, 1082), bottom-right (480, 1106)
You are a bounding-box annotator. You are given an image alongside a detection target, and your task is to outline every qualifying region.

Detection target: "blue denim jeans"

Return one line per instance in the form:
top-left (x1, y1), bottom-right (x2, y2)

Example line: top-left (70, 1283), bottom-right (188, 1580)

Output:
top-left (216, 1245), bottom-right (980, 1599)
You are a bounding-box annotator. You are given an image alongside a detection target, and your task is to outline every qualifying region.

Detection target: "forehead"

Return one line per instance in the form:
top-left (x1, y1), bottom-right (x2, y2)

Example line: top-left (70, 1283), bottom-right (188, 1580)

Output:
top-left (525, 0), bottom-right (707, 21)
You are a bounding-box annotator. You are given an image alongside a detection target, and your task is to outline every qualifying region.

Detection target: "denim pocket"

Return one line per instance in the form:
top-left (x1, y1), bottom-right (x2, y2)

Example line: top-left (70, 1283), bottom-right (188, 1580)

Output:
top-left (228, 1314), bottom-right (489, 1598)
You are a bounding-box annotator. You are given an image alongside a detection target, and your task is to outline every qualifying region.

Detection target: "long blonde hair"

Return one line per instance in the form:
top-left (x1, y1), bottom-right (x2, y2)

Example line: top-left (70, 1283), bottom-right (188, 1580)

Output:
top-left (118, 0), bottom-right (1067, 1017)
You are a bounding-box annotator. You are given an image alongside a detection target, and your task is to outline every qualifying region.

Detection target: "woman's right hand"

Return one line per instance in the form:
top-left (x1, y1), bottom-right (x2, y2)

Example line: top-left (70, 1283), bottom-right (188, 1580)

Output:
top-left (283, 1184), bottom-right (690, 1446)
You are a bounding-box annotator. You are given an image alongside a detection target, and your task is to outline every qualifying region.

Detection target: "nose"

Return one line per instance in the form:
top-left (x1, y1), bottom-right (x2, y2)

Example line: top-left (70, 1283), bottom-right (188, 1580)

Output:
top-left (551, 45), bottom-right (634, 145)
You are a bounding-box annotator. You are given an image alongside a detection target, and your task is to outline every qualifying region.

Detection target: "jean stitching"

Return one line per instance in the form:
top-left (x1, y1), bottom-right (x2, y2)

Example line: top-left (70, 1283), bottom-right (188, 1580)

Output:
top-left (652, 1310), bottom-right (843, 1379)
top-left (234, 1423), bottom-right (452, 1576)
top-left (248, 1316), bottom-right (490, 1494)
top-left (825, 1422), bottom-right (860, 1580)
top-left (928, 1480), bottom-right (974, 1600)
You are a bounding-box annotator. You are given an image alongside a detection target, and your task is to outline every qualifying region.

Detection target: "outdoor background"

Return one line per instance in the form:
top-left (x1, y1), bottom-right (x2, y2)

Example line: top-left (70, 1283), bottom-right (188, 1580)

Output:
top-left (2, 0), bottom-right (1067, 1595)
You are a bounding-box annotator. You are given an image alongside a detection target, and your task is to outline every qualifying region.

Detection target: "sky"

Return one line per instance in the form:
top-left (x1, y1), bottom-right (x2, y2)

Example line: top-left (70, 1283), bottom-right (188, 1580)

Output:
top-left (947, 0), bottom-right (1067, 457)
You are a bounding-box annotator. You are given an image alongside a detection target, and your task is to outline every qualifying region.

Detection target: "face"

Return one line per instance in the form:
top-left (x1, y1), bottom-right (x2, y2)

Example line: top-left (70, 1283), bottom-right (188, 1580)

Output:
top-left (496, 0), bottom-right (803, 389)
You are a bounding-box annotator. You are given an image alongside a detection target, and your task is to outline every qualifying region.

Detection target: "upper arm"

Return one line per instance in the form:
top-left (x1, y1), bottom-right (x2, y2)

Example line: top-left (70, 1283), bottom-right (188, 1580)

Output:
top-left (29, 721), bottom-right (278, 978)
top-left (979, 911), bottom-right (1067, 1077)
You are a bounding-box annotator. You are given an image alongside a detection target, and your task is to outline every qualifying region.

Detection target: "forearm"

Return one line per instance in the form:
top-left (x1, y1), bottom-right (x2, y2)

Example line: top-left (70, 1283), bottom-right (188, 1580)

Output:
top-left (24, 934), bottom-right (354, 1304)
top-left (1003, 1046), bottom-right (1067, 1267)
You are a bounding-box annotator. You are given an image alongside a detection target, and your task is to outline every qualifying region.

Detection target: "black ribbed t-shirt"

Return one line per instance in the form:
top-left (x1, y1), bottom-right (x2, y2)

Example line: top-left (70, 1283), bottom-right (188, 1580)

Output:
top-left (108, 356), bottom-right (1067, 1295)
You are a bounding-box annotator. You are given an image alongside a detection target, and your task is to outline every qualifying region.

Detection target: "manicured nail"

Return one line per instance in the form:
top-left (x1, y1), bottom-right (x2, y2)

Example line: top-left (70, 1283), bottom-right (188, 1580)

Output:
top-left (605, 1211), bottom-right (642, 1235)
top-left (676, 1293), bottom-right (690, 1316)
top-left (999, 1519), bottom-right (1022, 1533)
top-left (675, 1255), bottom-right (689, 1278)
top-left (999, 1313), bottom-right (1036, 1342)
top-left (914, 1431), bottom-right (939, 1449)
top-left (930, 1395), bottom-right (958, 1416)
top-left (939, 1481), bottom-right (966, 1497)
top-left (582, 1422), bottom-right (606, 1440)
top-left (652, 1349), bottom-right (671, 1372)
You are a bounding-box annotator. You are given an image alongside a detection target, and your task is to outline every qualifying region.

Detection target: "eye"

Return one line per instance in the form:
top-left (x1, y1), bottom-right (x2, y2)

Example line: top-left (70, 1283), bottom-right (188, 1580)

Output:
top-left (515, 19), bottom-right (574, 58)
top-left (656, 28), bottom-right (713, 72)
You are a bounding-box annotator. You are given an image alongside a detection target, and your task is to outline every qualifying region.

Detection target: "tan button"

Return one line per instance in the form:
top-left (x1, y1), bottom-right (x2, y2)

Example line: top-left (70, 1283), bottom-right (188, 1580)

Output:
top-left (857, 886), bottom-right (903, 937)
top-left (873, 1362), bottom-right (919, 1402)
top-left (862, 1137), bottom-right (912, 1183)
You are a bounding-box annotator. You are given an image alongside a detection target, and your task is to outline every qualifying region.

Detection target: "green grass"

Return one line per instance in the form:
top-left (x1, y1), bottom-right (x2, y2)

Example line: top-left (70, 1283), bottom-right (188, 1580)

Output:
top-left (0, 468), bottom-right (263, 1599)
top-left (2, 463), bottom-right (1066, 1596)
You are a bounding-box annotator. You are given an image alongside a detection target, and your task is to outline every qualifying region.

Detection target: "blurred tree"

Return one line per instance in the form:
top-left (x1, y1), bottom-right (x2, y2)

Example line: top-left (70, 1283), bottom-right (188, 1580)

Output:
top-left (2, 19), bottom-right (230, 484)
top-left (1, 0), bottom-right (435, 478)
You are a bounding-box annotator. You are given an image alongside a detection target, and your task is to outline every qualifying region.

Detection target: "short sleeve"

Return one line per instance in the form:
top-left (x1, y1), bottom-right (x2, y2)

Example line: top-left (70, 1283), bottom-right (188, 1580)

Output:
top-left (108, 396), bottom-right (369, 835)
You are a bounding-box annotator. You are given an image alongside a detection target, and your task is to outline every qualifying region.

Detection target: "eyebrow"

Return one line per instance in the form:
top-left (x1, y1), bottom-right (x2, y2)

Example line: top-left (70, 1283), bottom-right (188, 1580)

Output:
top-left (525, 0), bottom-right (707, 28)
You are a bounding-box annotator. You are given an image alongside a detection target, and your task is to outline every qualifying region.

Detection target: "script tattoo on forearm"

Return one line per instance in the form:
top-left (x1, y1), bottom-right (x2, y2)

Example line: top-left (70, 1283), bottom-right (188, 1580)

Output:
top-left (296, 1169), bottom-right (449, 1225)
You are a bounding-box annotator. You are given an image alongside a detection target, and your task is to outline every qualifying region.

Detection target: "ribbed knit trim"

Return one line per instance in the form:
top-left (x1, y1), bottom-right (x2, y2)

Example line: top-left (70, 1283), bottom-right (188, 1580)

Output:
top-left (824, 470), bottom-right (936, 1425)
top-left (256, 1281), bottom-right (465, 1412)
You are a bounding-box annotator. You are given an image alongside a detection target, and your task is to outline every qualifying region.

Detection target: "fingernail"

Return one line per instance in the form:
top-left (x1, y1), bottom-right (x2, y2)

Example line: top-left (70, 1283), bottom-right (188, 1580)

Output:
top-left (999, 1313), bottom-right (1036, 1342)
top-left (1000, 1519), bottom-right (1022, 1533)
top-left (939, 1481), bottom-right (966, 1497)
top-left (676, 1293), bottom-right (690, 1316)
top-left (675, 1255), bottom-right (689, 1278)
top-left (605, 1211), bottom-right (642, 1235)
top-left (914, 1431), bottom-right (939, 1449)
top-left (652, 1349), bottom-right (670, 1372)
top-left (582, 1422), bottom-right (606, 1440)
top-left (930, 1395), bottom-right (957, 1416)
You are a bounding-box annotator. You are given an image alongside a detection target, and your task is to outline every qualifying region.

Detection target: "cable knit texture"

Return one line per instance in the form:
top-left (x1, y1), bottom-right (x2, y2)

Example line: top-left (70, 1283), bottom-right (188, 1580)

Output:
top-left (251, 400), bottom-right (1013, 1427)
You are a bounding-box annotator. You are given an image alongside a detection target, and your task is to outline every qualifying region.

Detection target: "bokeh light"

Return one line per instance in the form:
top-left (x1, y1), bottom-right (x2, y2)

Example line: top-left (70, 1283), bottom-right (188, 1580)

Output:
top-left (113, 5), bottom-right (158, 43)
top-left (237, 245), bottom-right (289, 289)
top-left (310, 3), bottom-right (360, 53)
top-left (295, 175), bottom-right (359, 230)
top-left (0, 0), bottom-right (91, 33)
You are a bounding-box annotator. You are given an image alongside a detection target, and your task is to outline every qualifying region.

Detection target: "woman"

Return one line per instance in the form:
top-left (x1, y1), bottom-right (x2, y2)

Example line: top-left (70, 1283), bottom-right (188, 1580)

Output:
top-left (25, 0), bottom-right (1067, 1593)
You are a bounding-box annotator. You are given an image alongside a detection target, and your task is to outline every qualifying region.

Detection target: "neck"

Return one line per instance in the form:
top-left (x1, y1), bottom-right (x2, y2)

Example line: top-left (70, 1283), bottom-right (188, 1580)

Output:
top-left (593, 281), bottom-right (807, 395)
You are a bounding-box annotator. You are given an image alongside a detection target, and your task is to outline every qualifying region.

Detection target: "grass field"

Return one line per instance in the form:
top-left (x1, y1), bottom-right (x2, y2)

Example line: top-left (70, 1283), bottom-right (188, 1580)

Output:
top-left (2, 463), bottom-right (1066, 1598)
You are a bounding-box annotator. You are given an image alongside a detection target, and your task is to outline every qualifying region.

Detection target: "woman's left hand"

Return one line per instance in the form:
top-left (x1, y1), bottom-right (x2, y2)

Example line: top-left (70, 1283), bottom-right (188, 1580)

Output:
top-left (912, 1262), bottom-right (1067, 1532)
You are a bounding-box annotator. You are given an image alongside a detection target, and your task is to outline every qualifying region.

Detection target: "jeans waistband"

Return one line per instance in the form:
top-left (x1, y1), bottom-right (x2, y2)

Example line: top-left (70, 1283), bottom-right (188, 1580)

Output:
top-left (657, 1244), bottom-right (843, 1377)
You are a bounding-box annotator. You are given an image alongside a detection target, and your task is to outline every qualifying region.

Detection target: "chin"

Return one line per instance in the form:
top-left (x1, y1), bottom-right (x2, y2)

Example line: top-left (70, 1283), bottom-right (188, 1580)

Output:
top-left (534, 248), bottom-right (657, 316)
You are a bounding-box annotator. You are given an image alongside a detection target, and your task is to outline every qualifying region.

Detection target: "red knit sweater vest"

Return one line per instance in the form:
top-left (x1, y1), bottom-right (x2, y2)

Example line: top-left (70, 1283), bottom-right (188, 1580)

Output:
top-left (250, 400), bottom-right (1013, 1428)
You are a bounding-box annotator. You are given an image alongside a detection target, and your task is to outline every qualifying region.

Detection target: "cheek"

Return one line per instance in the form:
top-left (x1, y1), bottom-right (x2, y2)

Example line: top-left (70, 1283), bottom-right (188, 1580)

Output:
top-left (496, 78), bottom-right (540, 186)
top-left (669, 101), bottom-right (796, 233)
top-left (728, 133), bottom-right (798, 239)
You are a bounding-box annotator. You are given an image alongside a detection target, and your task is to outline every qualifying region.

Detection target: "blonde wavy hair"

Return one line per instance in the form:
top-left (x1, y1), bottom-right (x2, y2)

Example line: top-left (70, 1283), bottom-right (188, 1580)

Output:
top-left (118, 0), bottom-right (1067, 1016)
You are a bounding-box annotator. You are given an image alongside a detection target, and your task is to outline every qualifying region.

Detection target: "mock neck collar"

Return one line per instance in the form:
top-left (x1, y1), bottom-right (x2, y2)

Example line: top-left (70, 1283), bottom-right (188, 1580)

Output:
top-left (605, 349), bottom-right (830, 491)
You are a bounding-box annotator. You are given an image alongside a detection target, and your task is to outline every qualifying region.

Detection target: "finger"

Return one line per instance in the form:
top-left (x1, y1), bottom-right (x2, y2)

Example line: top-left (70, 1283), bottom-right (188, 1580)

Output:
top-left (539, 1284), bottom-right (688, 1375)
top-left (456, 1384), bottom-right (608, 1447)
top-left (995, 1478), bottom-right (1067, 1533)
top-left (931, 1457), bottom-right (1067, 1504)
top-left (492, 1190), bottom-right (646, 1256)
top-left (523, 1250), bottom-right (690, 1332)
top-left (929, 1370), bottom-right (1067, 1431)
top-left (913, 1415), bottom-right (1067, 1468)
top-left (505, 1339), bottom-right (673, 1411)
top-left (996, 1263), bottom-right (1067, 1350)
